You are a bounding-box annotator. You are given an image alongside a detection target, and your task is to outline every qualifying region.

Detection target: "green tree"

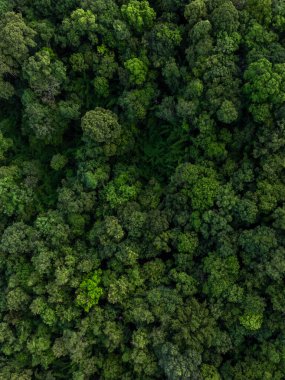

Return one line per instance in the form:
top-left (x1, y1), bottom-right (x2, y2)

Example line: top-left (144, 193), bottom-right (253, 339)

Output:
top-left (217, 100), bottom-right (238, 124)
top-left (121, 0), bottom-right (156, 33)
top-left (81, 108), bottom-right (122, 157)
top-left (76, 271), bottom-right (103, 312)
top-left (0, 12), bottom-right (36, 99)
top-left (124, 58), bottom-right (148, 85)
top-left (211, 1), bottom-right (239, 33)
top-left (61, 8), bottom-right (98, 47)
top-left (184, 0), bottom-right (207, 26)
top-left (23, 49), bottom-right (67, 102)
top-left (244, 58), bottom-right (285, 122)
top-left (171, 163), bottom-right (220, 211)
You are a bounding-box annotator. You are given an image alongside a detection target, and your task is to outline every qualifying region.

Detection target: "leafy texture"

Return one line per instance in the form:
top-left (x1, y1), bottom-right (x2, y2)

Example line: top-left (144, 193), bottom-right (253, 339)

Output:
top-left (0, 1), bottom-right (285, 379)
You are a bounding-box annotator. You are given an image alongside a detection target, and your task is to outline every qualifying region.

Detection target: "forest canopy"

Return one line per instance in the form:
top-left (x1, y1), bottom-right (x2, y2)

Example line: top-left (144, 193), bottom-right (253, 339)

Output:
top-left (1, 0), bottom-right (285, 379)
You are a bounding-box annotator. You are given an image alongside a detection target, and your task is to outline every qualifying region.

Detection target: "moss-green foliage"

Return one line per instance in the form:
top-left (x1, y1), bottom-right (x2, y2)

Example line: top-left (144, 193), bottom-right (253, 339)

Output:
top-left (121, 0), bottom-right (156, 32)
top-left (76, 271), bottom-right (103, 312)
top-left (124, 57), bottom-right (148, 85)
top-left (50, 154), bottom-right (68, 171)
top-left (1, 1), bottom-right (285, 379)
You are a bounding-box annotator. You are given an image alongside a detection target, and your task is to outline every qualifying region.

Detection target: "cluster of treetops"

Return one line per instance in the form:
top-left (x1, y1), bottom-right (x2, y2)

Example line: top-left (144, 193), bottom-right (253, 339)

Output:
top-left (0, 0), bottom-right (285, 378)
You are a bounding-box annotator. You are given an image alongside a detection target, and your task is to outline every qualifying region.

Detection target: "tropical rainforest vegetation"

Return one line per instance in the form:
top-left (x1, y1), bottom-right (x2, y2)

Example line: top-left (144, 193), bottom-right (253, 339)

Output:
top-left (1, 0), bottom-right (285, 378)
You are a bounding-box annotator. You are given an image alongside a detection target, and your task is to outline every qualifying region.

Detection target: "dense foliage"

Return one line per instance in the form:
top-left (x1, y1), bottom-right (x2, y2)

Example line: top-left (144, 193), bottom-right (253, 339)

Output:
top-left (1, 0), bottom-right (285, 379)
